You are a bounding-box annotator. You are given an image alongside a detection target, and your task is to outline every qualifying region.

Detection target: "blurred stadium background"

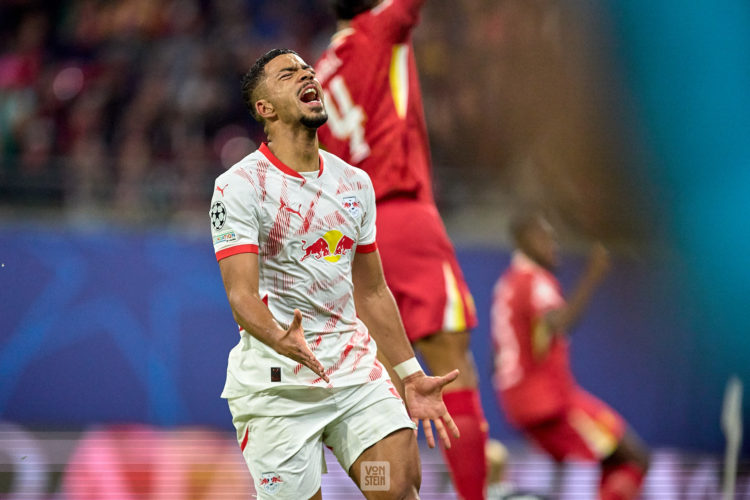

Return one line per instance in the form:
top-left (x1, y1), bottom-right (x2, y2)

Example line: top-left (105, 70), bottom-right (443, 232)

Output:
top-left (1, 0), bottom-right (749, 498)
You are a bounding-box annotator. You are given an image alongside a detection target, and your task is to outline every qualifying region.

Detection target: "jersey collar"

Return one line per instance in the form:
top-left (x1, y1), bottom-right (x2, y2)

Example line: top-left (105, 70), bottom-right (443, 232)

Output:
top-left (259, 142), bottom-right (324, 179)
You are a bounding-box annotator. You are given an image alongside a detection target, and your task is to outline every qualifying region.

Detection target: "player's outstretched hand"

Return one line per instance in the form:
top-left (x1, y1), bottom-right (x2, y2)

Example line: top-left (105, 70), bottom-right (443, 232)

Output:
top-left (274, 309), bottom-right (329, 383)
top-left (403, 369), bottom-right (461, 449)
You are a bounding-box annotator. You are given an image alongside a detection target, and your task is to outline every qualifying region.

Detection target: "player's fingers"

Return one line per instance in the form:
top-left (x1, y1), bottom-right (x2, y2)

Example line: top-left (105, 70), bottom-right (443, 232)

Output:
top-left (433, 417), bottom-right (451, 450)
top-left (303, 352), bottom-right (328, 383)
top-left (290, 309), bottom-right (303, 330)
top-left (422, 419), bottom-right (436, 449)
top-left (441, 409), bottom-right (461, 439)
top-left (314, 361), bottom-right (330, 383)
top-left (311, 363), bottom-right (328, 383)
top-left (412, 418), bottom-right (418, 438)
top-left (314, 357), bottom-right (330, 383)
top-left (438, 369), bottom-right (460, 388)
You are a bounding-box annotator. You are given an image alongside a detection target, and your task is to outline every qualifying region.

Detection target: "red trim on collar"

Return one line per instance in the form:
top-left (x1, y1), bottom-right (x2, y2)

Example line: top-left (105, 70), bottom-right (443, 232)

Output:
top-left (259, 142), bottom-right (323, 179)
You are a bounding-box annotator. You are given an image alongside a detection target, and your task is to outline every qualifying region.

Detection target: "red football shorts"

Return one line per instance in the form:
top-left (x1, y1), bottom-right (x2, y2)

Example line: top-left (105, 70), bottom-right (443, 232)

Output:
top-left (376, 198), bottom-right (477, 341)
top-left (522, 388), bottom-right (626, 462)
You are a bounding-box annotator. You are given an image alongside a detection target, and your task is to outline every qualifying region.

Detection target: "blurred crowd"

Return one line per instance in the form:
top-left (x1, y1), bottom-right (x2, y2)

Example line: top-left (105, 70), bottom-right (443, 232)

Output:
top-left (414, 0), bottom-right (650, 242)
top-left (0, 0), bottom-right (333, 222)
top-left (0, 0), bottom-right (649, 241)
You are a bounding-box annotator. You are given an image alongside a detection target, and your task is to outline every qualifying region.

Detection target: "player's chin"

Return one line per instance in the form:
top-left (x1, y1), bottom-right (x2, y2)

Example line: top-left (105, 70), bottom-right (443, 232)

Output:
top-left (300, 109), bottom-right (328, 129)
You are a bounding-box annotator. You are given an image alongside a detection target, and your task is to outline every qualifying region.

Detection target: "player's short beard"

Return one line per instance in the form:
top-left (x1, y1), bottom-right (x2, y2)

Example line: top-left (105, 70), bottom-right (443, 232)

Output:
top-left (301, 111), bottom-right (328, 129)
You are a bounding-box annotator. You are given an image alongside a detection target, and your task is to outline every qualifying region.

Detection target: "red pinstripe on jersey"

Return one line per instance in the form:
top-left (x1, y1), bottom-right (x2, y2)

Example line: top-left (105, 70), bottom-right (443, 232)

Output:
top-left (323, 293), bottom-right (352, 332)
top-left (293, 335), bottom-right (324, 375)
top-left (311, 343), bottom-right (355, 384)
top-left (262, 183), bottom-right (293, 258)
top-left (350, 332), bottom-right (372, 372)
top-left (369, 359), bottom-right (384, 381)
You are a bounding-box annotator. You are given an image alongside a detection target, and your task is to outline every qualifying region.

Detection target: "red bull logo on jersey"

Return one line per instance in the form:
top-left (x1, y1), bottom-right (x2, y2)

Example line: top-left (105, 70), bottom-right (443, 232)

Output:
top-left (258, 472), bottom-right (283, 494)
top-left (301, 230), bottom-right (355, 263)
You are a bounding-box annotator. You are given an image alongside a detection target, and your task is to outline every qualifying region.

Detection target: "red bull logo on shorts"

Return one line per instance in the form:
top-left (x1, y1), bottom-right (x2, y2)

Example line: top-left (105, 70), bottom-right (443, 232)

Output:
top-left (259, 472), bottom-right (283, 494)
top-left (301, 230), bottom-right (355, 263)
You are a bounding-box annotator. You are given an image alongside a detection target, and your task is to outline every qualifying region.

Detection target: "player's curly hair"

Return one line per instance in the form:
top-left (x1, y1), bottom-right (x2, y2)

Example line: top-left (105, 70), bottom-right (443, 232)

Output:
top-left (241, 48), bottom-right (300, 122)
top-left (330, 0), bottom-right (380, 20)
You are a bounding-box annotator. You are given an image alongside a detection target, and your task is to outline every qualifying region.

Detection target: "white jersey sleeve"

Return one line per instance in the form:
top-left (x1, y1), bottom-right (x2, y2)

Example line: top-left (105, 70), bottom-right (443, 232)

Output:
top-left (209, 170), bottom-right (260, 260)
top-left (358, 173), bottom-right (377, 248)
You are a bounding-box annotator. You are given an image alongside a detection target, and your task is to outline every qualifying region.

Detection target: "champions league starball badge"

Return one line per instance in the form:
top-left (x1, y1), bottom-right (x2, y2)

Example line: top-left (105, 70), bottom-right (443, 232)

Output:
top-left (210, 201), bottom-right (227, 230)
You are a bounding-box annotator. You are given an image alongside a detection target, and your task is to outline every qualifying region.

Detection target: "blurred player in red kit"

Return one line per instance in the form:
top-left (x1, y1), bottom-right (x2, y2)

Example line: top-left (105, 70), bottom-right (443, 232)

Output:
top-left (315, 1), bottom-right (489, 498)
top-left (491, 212), bottom-right (650, 500)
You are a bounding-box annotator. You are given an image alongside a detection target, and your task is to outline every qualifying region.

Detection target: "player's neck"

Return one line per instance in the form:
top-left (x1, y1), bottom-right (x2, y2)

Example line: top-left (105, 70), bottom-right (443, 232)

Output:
top-left (265, 129), bottom-right (320, 173)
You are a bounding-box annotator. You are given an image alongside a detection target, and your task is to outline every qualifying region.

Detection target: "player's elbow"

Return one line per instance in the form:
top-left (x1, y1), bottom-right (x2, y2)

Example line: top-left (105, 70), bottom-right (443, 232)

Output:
top-left (229, 306), bottom-right (245, 327)
top-left (226, 289), bottom-right (257, 319)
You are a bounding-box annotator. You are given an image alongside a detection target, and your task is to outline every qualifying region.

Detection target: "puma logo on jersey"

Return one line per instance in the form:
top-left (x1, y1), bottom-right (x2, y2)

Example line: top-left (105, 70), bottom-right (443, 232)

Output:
top-left (216, 184), bottom-right (228, 197)
top-left (281, 200), bottom-right (304, 219)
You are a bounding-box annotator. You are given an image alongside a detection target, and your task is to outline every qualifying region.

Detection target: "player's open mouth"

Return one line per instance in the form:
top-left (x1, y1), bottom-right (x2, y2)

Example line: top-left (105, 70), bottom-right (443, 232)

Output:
top-left (299, 86), bottom-right (321, 106)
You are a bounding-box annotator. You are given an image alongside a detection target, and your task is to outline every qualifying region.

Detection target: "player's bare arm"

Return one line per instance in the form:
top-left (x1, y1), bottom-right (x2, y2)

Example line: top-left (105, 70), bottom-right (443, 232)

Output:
top-left (218, 252), bottom-right (329, 382)
top-left (543, 242), bottom-right (611, 336)
top-left (352, 249), bottom-right (460, 448)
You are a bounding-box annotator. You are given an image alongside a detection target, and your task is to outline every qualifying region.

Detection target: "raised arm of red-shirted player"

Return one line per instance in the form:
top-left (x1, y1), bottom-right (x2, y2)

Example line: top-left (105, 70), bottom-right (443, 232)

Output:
top-left (364, 0), bottom-right (427, 43)
top-left (218, 252), bottom-right (329, 383)
top-left (540, 242), bottom-right (611, 340)
top-left (352, 249), bottom-right (460, 448)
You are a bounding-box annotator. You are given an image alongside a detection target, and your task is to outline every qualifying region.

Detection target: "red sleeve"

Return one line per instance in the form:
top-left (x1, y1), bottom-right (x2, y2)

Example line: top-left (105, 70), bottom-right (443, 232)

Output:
top-left (357, 0), bottom-right (426, 43)
top-left (516, 274), bottom-right (534, 337)
top-left (529, 273), bottom-right (565, 318)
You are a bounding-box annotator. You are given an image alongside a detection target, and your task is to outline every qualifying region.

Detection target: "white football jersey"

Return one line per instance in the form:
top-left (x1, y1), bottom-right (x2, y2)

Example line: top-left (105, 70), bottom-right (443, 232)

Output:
top-left (210, 143), bottom-right (386, 396)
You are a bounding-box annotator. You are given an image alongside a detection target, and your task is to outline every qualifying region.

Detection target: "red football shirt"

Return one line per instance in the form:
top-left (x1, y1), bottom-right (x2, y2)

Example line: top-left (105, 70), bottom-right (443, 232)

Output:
top-left (315, 0), bottom-right (433, 204)
top-left (490, 252), bottom-right (576, 427)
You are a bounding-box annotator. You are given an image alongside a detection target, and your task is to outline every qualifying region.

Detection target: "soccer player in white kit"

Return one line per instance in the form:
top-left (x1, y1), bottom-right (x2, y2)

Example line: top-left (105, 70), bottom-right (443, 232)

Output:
top-left (209, 48), bottom-right (460, 500)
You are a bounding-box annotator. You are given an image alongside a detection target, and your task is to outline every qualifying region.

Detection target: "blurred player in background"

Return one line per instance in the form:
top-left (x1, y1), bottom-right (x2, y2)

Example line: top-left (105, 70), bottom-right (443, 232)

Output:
top-left (211, 48), bottom-right (460, 499)
top-left (491, 212), bottom-right (650, 500)
top-left (315, 2), bottom-right (489, 498)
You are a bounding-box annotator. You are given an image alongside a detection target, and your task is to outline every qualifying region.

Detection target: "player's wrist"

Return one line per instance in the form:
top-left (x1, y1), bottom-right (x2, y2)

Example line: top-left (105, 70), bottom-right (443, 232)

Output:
top-left (393, 357), bottom-right (424, 381)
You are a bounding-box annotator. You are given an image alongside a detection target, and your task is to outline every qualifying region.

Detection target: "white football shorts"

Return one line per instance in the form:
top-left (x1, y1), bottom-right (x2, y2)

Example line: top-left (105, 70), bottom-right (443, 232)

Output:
top-left (227, 377), bottom-right (415, 499)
